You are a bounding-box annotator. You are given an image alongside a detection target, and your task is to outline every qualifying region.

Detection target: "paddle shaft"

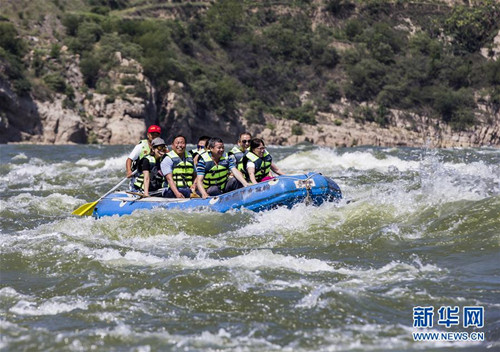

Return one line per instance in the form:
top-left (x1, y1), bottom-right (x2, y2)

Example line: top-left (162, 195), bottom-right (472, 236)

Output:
top-left (72, 171), bottom-right (137, 216)
top-left (98, 175), bottom-right (131, 202)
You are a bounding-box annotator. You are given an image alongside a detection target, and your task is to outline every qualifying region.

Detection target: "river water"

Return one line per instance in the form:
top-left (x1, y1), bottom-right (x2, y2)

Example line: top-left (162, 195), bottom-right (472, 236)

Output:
top-left (1, 144), bottom-right (499, 351)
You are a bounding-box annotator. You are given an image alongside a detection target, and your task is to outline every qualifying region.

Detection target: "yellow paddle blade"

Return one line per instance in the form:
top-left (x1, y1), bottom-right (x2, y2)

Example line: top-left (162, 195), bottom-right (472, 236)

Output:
top-left (72, 201), bottom-right (98, 216)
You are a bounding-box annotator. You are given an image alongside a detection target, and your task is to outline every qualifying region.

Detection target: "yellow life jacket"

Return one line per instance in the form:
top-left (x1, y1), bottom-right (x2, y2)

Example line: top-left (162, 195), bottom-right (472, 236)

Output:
top-left (131, 139), bottom-right (151, 171)
top-left (243, 150), bottom-right (272, 182)
top-left (134, 155), bottom-right (163, 191)
top-left (166, 150), bottom-right (194, 188)
top-left (200, 151), bottom-right (231, 189)
top-left (228, 145), bottom-right (247, 172)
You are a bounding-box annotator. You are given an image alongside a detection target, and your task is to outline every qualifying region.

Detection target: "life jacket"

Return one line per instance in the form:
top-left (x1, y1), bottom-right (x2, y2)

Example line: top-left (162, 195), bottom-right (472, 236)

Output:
top-left (165, 150), bottom-right (195, 188)
top-left (228, 145), bottom-right (247, 172)
top-left (131, 139), bottom-right (150, 171)
top-left (199, 151), bottom-right (231, 189)
top-left (243, 150), bottom-right (272, 182)
top-left (134, 155), bottom-right (164, 191)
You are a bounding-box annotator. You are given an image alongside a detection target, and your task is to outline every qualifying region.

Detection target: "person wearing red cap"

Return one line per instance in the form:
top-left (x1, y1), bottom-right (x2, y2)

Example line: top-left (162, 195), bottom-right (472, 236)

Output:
top-left (125, 125), bottom-right (165, 189)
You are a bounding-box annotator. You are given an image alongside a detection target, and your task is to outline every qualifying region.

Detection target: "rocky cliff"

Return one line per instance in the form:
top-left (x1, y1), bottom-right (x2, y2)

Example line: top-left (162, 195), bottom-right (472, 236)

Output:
top-left (1, 0), bottom-right (499, 147)
top-left (2, 43), bottom-right (499, 147)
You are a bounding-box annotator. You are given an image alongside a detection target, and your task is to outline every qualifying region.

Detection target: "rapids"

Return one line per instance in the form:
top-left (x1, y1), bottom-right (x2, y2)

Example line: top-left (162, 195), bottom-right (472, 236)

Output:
top-left (1, 144), bottom-right (499, 351)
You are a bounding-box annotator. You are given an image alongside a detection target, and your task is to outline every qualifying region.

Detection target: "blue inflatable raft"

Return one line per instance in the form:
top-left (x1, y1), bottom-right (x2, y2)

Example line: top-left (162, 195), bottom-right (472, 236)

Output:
top-left (92, 172), bottom-right (342, 218)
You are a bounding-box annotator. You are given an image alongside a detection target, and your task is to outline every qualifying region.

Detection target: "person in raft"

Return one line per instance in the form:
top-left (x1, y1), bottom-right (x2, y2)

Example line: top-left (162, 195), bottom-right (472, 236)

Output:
top-left (228, 132), bottom-right (252, 172)
top-left (132, 137), bottom-right (167, 197)
top-left (190, 135), bottom-right (211, 166)
top-left (195, 137), bottom-right (249, 199)
top-left (160, 135), bottom-right (197, 198)
top-left (125, 125), bottom-right (165, 189)
top-left (243, 138), bottom-right (284, 184)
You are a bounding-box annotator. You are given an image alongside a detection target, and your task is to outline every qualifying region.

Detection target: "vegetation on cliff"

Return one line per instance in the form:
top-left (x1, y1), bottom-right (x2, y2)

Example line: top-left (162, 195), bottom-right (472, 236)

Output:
top-left (1, 0), bottom-right (499, 143)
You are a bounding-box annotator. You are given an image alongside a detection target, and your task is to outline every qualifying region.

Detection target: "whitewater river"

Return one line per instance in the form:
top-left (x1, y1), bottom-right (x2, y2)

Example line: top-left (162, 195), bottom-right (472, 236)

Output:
top-left (1, 144), bottom-right (499, 351)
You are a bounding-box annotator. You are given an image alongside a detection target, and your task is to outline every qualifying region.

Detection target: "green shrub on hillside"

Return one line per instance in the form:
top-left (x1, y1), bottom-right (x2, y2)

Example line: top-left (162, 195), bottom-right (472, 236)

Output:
top-left (205, 0), bottom-right (244, 46)
top-left (62, 14), bottom-right (81, 36)
top-left (485, 57), bottom-right (500, 85)
top-left (66, 22), bottom-right (102, 53)
top-left (444, 0), bottom-right (500, 53)
top-left (430, 87), bottom-right (476, 129)
top-left (88, 0), bottom-right (129, 11)
top-left (291, 123), bottom-right (304, 135)
top-left (142, 56), bottom-right (186, 93)
top-left (244, 100), bottom-right (266, 125)
top-left (80, 55), bottom-right (100, 88)
top-left (97, 33), bottom-right (142, 66)
top-left (344, 19), bottom-right (363, 40)
top-left (345, 58), bottom-right (387, 102)
top-left (261, 14), bottom-right (313, 64)
top-left (191, 75), bottom-right (242, 116)
top-left (43, 73), bottom-right (67, 93)
top-left (0, 22), bottom-right (26, 57)
top-left (359, 22), bottom-right (404, 64)
top-left (325, 81), bottom-right (342, 103)
top-left (0, 22), bottom-right (30, 95)
top-left (325, 0), bottom-right (355, 18)
top-left (286, 103), bottom-right (317, 125)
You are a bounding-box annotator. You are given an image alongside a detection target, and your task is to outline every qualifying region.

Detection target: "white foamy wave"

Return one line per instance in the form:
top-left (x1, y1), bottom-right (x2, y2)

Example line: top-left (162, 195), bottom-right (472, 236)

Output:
top-left (336, 257), bottom-right (444, 282)
top-left (1, 152), bottom-right (129, 193)
top-left (294, 258), bottom-right (445, 310)
top-left (0, 193), bottom-right (83, 216)
top-left (278, 148), bottom-right (343, 173)
top-left (449, 161), bottom-right (499, 179)
top-left (116, 288), bottom-right (165, 301)
top-left (87, 325), bottom-right (282, 351)
top-left (337, 151), bottom-right (420, 171)
top-left (220, 249), bottom-right (333, 272)
top-left (280, 149), bottom-right (420, 173)
top-left (11, 153), bottom-right (28, 161)
top-left (0, 287), bottom-right (31, 300)
top-left (75, 158), bottom-right (105, 167)
top-left (234, 204), bottom-right (317, 239)
top-left (416, 158), bottom-right (499, 202)
top-left (9, 297), bottom-right (89, 316)
top-left (296, 284), bottom-right (332, 309)
top-left (101, 154), bottom-right (128, 171)
top-left (94, 247), bottom-right (333, 274)
top-left (1, 157), bottom-right (90, 189)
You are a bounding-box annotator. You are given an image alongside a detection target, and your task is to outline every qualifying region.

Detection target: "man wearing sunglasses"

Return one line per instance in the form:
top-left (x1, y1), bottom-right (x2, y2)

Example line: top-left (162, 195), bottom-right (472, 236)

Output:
top-left (132, 138), bottom-right (168, 197)
top-left (190, 135), bottom-right (211, 166)
top-left (228, 132), bottom-right (252, 172)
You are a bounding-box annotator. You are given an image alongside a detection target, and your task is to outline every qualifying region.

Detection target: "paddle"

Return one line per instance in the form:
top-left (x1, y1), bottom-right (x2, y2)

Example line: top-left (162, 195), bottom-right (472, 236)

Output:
top-left (72, 173), bottom-right (135, 216)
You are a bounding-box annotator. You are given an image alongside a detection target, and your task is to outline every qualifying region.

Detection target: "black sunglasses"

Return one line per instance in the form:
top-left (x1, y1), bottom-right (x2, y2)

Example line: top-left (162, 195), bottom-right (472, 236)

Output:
top-left (197, 145), bottom-right (205, 149)
top-left (241, 140), bottom-right (251, 144)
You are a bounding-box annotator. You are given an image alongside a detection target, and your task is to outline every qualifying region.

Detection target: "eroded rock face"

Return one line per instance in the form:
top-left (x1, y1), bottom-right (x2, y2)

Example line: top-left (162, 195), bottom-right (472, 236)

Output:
top-left (82, 93), bottom-right (149, 144)
top-left (244, 105), bottom-right (500, 148)
top-left (158, 80), bottom-right (246, 144)
top-left (79, 53), bottom-right (156, 144)
top-left (37, 98), bottom-right (86, 144)
top-left (0, 77), bottom-right (43, 143)
top-left (1, 52), bottom-right (157, 145)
